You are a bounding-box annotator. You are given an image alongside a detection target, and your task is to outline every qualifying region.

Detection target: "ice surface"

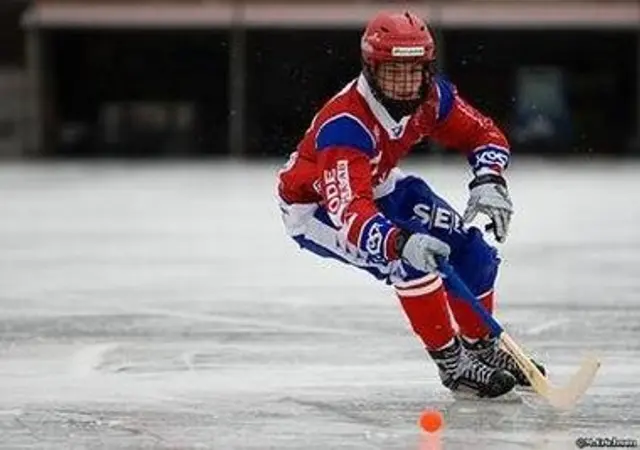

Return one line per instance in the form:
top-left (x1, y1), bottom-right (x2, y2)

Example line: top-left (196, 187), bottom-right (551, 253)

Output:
top-left (0, 158), bottom-right (638, 449)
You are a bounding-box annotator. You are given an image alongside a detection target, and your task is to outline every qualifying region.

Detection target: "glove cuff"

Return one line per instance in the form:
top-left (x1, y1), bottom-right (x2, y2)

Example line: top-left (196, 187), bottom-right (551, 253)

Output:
top-left (469, 173), bottom-right (507, 190)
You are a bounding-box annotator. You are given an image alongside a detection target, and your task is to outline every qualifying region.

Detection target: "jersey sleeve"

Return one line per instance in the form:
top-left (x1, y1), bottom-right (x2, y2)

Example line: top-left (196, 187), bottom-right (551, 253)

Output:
top-left (430, 76), bottom-right (511, 176)
top-left (315, 114), bottom-right (402, 263)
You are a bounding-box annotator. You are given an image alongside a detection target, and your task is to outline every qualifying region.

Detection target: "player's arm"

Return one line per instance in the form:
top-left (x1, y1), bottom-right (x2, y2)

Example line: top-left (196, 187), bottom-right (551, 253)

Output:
top-left (430, 75), bottom-right (511, 175)
top-left (429, 76), bottom-right (514, 242)
top-left (316, 114), bottom-right (449, 270)
top-left (315, 114), bottom-right (401, 262)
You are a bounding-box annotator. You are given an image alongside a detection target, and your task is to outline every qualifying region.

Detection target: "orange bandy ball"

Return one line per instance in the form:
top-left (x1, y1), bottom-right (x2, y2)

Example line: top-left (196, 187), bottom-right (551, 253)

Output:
top-left (418, 409), bottom-right (444, 433)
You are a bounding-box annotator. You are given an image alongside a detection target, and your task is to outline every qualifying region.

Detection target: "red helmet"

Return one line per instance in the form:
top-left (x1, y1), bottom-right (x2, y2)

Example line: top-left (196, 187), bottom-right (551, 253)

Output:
top-left (360, 11), bottom-right (437, 118)
top-left (362, 11), bottom-right (435, 65)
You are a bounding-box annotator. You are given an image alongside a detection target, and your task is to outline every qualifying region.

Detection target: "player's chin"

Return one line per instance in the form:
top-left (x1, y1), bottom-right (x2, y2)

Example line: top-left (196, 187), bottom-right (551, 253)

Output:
top-left (391, 93), bottom-right (421, 101)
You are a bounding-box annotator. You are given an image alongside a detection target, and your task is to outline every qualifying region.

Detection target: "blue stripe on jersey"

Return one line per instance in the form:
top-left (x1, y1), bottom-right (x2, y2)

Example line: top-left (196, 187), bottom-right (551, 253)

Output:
top-left (315, 114), bottom-right (376, 157)
top-left (435, 75), bottom-right (455, 122)
top-left (359, 214), bottom-right (395, 263)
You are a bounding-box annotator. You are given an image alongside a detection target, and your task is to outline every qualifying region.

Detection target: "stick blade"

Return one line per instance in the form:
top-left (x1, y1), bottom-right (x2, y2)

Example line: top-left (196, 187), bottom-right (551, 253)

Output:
top-left (545, 355), bottom-right (601, 410)
top-left (500, 333), bottom-right (601, 411)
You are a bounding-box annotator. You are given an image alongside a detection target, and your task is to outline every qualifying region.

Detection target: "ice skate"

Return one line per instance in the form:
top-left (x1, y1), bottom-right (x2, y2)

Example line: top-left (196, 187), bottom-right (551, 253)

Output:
top-left (462, 336), bottom-right (546, 388)
top-left (428, 337), bottom-right (517, 399)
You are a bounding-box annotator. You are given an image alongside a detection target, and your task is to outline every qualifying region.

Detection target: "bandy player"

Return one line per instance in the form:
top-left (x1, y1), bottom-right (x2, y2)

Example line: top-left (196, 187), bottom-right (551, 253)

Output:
top-left (276, 11), bottom-right (545, 398)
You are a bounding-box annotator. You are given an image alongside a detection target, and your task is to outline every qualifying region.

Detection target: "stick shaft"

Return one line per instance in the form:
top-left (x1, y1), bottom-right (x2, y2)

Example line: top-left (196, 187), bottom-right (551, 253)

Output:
top-left (438, 260), bottom-right (546, 386)
top-left (438, 261), bottom-right (503, 337)
top-left (437, 259), bottom-right (599, 409)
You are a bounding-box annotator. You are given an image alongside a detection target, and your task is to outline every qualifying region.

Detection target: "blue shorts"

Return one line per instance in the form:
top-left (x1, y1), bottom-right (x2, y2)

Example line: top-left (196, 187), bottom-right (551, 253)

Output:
top-left (279, 171), bottom-right (500, 295)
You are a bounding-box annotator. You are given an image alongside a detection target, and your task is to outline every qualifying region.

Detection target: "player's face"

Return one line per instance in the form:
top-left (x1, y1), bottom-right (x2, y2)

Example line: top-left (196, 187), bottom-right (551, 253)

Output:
top-left (376, 62), bottom-right (423, 101)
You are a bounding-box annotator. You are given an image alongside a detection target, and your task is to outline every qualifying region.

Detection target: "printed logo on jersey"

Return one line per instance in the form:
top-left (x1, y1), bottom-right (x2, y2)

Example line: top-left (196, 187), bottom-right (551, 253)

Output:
top-left (391, 124), bottom-right (404, 138)
top-left (470, 146), bottom-right (510, 172)
top-left (413, 203), bottom-right (464, 234)
top-left (365, 222), bottom-right (384, 256)
top-left (323, 160), bottom-right (352, 217)
top-left (359, 215), bottom-right (395, 262)
top-left (336, 160), bottom-right (351, 200)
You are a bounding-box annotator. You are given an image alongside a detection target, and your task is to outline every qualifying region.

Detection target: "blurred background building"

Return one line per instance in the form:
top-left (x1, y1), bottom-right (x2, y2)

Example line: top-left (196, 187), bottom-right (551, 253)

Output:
top-left (0, 0), bottom-right (637, 159)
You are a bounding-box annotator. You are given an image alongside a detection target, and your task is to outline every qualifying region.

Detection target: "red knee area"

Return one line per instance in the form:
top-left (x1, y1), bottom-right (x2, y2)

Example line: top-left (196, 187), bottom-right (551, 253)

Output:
top-left (395, 275), bottom-right (456, 351)
top-left (448, 290), bottom-right (494, 340)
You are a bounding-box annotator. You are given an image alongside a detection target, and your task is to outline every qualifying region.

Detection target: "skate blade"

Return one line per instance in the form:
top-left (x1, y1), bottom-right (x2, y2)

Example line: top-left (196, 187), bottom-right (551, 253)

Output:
top-left (451, 388), bottom-right (522, 403)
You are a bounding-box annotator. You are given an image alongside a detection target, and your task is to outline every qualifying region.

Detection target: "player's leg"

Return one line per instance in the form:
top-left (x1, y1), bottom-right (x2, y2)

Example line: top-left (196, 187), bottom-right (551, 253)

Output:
top-left (377, 174), bottom-right (545, 387)
top-left (280, 197), bottom-right (514, 398)
top-left (393, 261), bottom-right (515, 398)
top-left (376, 175), bottom-right (518, 398)
top-left (443, 226), bottom-right (547, 386)
top-left (376, 174), bottom-right (498, 345)
top-left (442, 226), bottom-right (546, 386)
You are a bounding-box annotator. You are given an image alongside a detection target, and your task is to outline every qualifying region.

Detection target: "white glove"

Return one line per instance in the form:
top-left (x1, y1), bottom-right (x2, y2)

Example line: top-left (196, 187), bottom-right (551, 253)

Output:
top-left (463, 174), bottom-right (513, 243)
top-left (400, 233), bottom-right (451, 273)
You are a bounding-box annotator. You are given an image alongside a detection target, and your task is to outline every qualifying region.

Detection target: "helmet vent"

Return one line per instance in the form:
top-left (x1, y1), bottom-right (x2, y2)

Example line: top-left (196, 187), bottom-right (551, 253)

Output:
top-left (380, 26), bottom-right (390, 32)
top-left (404, 11), bottom-right (414, 24)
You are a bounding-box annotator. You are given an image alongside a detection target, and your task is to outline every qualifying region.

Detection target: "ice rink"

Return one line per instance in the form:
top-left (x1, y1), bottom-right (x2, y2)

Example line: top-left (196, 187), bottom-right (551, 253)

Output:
top-left (0, 158), bottom-right (638, 449)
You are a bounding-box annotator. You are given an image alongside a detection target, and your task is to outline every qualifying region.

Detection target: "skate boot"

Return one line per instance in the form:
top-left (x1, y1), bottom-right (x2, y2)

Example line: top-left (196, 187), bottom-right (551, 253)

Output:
top-left (462, 336), bottom-right (546, 387)
top-left (428, 336), bottom-right (516, 398)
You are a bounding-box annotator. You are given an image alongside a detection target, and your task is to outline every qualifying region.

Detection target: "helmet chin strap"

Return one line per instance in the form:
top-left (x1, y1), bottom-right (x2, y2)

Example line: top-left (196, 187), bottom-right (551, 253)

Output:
top-left (363, 63), bottom-right (431, 122)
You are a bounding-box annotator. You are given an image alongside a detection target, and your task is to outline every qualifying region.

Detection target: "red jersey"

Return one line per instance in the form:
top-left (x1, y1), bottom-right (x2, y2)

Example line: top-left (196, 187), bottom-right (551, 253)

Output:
top-left (277, 74), bottom-right (510, 264)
